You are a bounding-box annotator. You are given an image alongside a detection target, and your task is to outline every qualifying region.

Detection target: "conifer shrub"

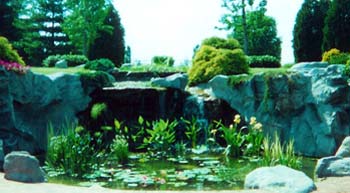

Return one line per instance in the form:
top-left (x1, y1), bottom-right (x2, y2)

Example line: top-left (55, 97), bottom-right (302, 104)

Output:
top-left (248, 55), bottom-right (281, 68)
top-left (322, 48), bottom-right (340, 62)
top-left (151, 56), bottom-right (175, 66)
top-left (0, 36), bottom-right (25, 65)
top-left (43, 54), bottom-right (88, 67)
top-left (84, 58), bottom-right (115, 72)
top-left (188, 37), bottom-right (248, 86)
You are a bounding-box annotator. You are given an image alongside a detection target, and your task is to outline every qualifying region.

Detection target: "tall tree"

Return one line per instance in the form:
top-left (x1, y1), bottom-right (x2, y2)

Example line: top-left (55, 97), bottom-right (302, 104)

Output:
top-left (124, 46), bottom-right (131, 64)
top-left (322, 0), bottom-right (350, 52)
top-left (63, 0), bottom-right (112, 56)
top-left (293, 0), bottom-right (330, 62)
top-left (230, 10), bottom-right (281, 59)
top-left (220, 0), bottom-right (268, 55)
top-left (0, 0), bottom-right (22, 42)
top-left (89, 5), bottom-right (125, 67)
top-left (14, 0), bottom-right (72, 65)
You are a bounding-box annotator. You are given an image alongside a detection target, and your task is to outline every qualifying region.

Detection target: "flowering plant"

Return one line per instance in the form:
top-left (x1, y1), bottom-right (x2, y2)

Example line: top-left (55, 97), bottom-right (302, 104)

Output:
top-left (0, 60), bottom-right (29, 74)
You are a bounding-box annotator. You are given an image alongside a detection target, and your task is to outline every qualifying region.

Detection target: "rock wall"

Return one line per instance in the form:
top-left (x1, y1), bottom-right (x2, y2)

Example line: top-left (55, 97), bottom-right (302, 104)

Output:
top-left (0, 67), bottom-right (91, 157)
top-left (208, 62), bottom-right (350, 157)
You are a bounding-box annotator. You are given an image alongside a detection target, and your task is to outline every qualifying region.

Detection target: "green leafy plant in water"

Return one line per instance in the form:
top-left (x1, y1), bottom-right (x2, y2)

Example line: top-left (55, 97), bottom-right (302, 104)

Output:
top-left (110, 135), bottom-right (129, 165)
top-left (261, 133), bottom-right (302, 169)
top-left (243, 117), bottom-right (264, 156)
top-left (140, 119), bottom-right (178, 155)
top-left (182, 117), bottom-right (201, 149)
top-left (90, 103), bottom-right (107, 120)
top-left (45, 124), bottom-right (105, 178)
top-left (216, 115), bottom-right (244, 157)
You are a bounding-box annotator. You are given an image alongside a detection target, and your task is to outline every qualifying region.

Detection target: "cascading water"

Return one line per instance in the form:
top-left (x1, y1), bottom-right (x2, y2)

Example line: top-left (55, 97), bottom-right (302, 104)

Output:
top-left (183, 95), bottom-right (209, 145)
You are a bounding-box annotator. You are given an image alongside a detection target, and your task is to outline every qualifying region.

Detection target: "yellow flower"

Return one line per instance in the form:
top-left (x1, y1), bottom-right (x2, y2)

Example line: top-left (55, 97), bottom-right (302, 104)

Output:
top-left (250, 117), bottom-right (257, 125)
top-left (229, 124), bottom-right (234, 130)
top-left (233, 114), bottom-right (241, 124)
top-left (211, 129), bottom-right (218, 135)
top-left (253, 123), bottom-right (263, 131)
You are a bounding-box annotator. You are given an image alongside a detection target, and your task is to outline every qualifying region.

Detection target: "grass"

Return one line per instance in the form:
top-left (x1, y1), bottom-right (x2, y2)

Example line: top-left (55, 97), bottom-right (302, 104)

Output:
top-left (119, 64), bottom-right (188, 73)
top-left (30, 66), bottom-right (91, 75)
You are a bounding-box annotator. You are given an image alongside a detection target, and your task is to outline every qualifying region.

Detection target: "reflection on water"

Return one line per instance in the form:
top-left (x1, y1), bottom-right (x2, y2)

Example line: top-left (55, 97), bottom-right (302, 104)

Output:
top-left (48, 153), bottom-right (317, 191)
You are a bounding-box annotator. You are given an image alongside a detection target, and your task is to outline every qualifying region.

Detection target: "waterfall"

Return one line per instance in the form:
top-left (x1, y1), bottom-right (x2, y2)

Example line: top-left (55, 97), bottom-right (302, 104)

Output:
top-left (183, 95), bottom-right (209, 145)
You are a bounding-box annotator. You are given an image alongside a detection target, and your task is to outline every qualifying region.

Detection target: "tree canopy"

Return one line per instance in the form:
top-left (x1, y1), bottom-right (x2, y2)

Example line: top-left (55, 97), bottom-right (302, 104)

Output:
top-left (293, 0), bottom-right (330, 62)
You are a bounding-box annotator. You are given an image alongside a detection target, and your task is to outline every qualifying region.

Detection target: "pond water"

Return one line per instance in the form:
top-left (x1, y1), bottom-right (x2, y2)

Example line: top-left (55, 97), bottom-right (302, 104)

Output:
top-left (48, 153), bottom-right (317, 191)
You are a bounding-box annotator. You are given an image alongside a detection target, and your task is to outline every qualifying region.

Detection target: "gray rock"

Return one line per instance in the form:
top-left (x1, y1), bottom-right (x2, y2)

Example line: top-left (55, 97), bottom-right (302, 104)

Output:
top-left (335, 136), bottom-right (350, 157)
top-left (54, 59), bottom-right (68, 68)
top-left (315, 156), bottom-right (350, 178)
top-left (0, 67), bottom-right (91, 155)
top-left (245, 165), bottom-right (316, 193)
top-left (208, 63), bottom-right (350, 157)
top-left (151, 73), bottom-right (188, 90)
top-left (4, 151), bottom-right (46, 183)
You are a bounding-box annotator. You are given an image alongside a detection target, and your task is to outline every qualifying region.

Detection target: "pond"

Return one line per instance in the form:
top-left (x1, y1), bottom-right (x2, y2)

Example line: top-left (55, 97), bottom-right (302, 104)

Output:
top-left (48, 153), bottom-right (317, 191)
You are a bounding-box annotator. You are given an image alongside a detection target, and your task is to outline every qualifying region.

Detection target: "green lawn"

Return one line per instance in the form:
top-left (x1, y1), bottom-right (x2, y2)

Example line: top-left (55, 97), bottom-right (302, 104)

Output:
top-left (30, 66), bottom-right (91, 75)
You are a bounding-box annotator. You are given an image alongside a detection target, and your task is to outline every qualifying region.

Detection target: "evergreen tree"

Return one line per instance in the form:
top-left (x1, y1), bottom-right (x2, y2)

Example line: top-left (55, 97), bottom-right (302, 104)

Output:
top-left (231, 10), bottom-right (281, 59)
top-left (14, 0), bottom-right (72, 65)
top-left (293, 0), bottom-right (330, 62)
top-left (0, 0), bottom-right (22, 41)
top-left (322, 0), bottom-right (350, 52)
top-left (89, 5), bottom-right (125, 67)
top-left (63, 0), bottom-right (111, 56)
top-left (124, 46), bottom-right (131, 64)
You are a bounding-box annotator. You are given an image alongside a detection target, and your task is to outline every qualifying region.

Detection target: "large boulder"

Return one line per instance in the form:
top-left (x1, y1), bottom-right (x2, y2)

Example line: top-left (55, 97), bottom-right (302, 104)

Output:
top-left (0, 67), bottom-right (92, 157)
top-left (315, 156), bottom-right (350, 178)
top-left (208, 63), bottom-right (350, 157)
top-left (244, 165), bottom-right (316, 193)
top-left (335, 136), bottom-right (350, 157)
top-left (151, 73), bottom-right (188, 90)
top-left (4, 151), bottom-right (46, 183)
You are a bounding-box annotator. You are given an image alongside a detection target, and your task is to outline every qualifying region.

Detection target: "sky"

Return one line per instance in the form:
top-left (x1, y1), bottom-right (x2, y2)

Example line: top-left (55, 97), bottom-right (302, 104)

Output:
top-left (113, 0), bottom-right (304, 64)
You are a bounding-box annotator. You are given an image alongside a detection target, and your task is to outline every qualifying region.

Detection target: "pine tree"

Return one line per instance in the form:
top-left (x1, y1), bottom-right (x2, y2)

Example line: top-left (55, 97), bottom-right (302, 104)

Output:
top-left (293, 0), bottom-right (330, 62)
top-left (322, 0), bottom-right (350, 52)
top-left (0, 0), bottom-right (22, 41)
top-left (89, 5), bottom-right (125, 67)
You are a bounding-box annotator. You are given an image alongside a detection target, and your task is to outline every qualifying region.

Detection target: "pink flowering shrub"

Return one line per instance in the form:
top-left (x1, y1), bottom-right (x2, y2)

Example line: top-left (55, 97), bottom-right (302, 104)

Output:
top-left (0, 60), bottom-right (29, 74)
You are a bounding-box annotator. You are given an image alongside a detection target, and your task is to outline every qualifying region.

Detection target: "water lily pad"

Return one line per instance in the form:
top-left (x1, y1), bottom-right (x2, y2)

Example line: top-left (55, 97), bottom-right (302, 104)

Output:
top-left (127, 183), bottom-right (138, 188)
top-left (202, 160), bottom-right (220, 166)
top-left (178, 160), bottom-right (189, 164)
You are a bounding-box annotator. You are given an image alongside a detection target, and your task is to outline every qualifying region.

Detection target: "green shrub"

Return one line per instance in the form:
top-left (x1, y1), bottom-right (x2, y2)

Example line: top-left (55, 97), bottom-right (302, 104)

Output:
top-left (329, 52), bottom-right (350, 64)
top-left (84, 58), bottom-right (115, 72)
top-left (201, 36), bottom-right (241, 50)
top-left (110, 135), bottom-right (129, 164)
top-left (188, 43), bottom-right (248, 86)
top-left (322, 48), bottom-right (340, 62)
top-left (248, 55), bottom-right (281, 68)
top-left (45, 125), bottom-right (105, 177)
top-left (0, 36), bottom-right (25, 65)
top-left (79, 71), bottom-right (114, 94)
top-left (344, 60), bottom-right (350, 76)
top-left (151, 56), bottom-right (175, 66)
top-left (43, 54), bottom-right (88, 67)
top-left (90, 103), bottom-right (107, 120)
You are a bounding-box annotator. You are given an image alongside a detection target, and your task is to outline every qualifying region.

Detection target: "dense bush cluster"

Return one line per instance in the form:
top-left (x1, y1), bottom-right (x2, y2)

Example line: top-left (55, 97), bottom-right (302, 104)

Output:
top-left (43, 54), bottom-right (88, 67)
top-left (0, 36), bottom-right (25, 65)
top-left (84, 58), bottom-right (115, 72)
top-left (248, 55), bottom-right (281, 68)
top-left (322, 48), bottom-right (340, 62)
top-left (188, 37), bottom-right (248, 86)
top-left (322, 48), bottom-right (350, 64)
top-left (151, 56), bottom-right (175, 66)
top-left (79, 71), bottom-right (114, 93)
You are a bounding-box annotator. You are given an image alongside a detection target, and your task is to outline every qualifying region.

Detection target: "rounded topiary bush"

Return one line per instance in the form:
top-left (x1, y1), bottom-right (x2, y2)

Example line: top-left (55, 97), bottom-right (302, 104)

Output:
top-left (0, 36), bottom-right (25, 65)
top-left (151, 56), bottom-right (175, 66)
top-left (43, 54), bottom-right (88, 67)
top-left (84, 58), bottom-right (115, 72)
top-left (188, 40), bottom-right (248, 86)
top-left (248, 55), bottom-right (281, 68)
top-left (201, 36), bottom-right (241, 50)
top-left (322, 48), bottom-right (340, 63)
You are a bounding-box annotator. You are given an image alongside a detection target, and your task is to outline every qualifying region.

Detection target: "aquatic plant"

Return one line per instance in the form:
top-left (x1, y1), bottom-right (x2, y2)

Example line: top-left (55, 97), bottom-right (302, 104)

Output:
top-left (110, 135), bottom-right (129, 164)
top-left (243, 117), bottom-right (264, 156)
top-left (182, 117), bottom-right (201, 149)
top-left (45, 125), bottom-right (105, 177)
top-left (140, 119), bottom-right (178, 155)
top-left (90, 102), bottom-right (107, 120)
top-left (261, 133), bottom-right (302, 169)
